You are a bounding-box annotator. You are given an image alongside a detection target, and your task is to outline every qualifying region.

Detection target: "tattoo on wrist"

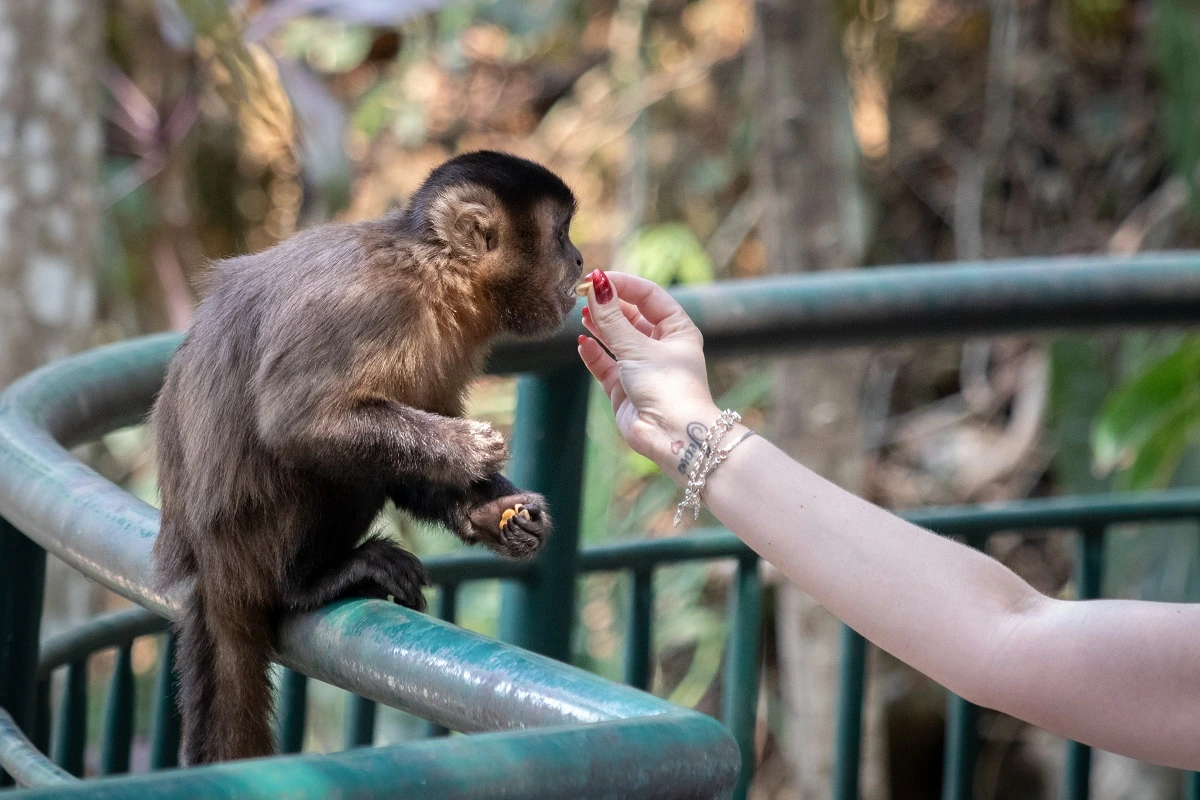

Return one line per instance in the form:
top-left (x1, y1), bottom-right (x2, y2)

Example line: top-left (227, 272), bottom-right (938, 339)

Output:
top-left (674, 421), bottom-right (708, 475)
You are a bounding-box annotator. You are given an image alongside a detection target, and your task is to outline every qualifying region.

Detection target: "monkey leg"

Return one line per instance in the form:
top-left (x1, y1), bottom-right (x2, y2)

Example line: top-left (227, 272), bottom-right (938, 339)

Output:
top-left (283, 536), bottom-right (429, 612)
top-left (391, 474), bottom-right (551, 560)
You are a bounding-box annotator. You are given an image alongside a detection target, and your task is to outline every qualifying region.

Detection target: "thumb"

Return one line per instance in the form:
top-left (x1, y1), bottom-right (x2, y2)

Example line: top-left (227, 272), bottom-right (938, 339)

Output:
top-left (586, 270), bottom-right (644, 359)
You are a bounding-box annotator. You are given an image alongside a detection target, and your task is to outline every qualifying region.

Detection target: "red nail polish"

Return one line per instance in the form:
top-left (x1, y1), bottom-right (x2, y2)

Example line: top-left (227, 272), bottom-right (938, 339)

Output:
top-left (591, 270), bottom-right (613, 304)
top-left (577, 335), bottom-right (587, 344)
top-left (581, 306), bottom-right (591, 320)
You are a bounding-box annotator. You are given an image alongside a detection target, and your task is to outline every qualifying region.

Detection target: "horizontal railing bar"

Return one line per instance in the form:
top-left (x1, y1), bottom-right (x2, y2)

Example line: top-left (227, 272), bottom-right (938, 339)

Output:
top-left (488, 254), bottom-right (1200, 372)
top-left (6, 258), bottom-right (1197, 457)
top-left (578, 530), bottom-right (747, 571)
top-left (906, 489), bottom-right (1200, 534)
top-left (575, 489), bottom-right (1200, 573)
top-left (425, 552), bottom-right (535, 584)
top-left (7, 712), bottom-right (737, 800)
top-left (0, 710), bottom-right (75, 787)
top-left (37, 607), bottom-right (167, 679)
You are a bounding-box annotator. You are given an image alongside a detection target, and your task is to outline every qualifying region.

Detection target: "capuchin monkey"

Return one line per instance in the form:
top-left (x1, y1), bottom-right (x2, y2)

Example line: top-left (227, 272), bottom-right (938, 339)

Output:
top-left (151, 151), bottom-right (584, 765)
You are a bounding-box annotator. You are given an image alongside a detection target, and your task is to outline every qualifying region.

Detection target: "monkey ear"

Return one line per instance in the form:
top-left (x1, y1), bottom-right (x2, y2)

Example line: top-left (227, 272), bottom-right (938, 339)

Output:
top-left (430, 189), bottom-right (499, 258)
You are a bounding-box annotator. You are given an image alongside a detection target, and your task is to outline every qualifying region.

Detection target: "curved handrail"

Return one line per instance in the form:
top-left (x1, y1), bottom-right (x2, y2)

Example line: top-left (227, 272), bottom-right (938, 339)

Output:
top-left (1, 255), bottom-right (1200, 796)
top-left (0, 333), bottom-right (739, 797)
top-left (0, 711), bottom-right (75, 787)
top-left (37, 607), bottom-right (167, 679)
top-left (492, 252), bottom-right (1200, 371)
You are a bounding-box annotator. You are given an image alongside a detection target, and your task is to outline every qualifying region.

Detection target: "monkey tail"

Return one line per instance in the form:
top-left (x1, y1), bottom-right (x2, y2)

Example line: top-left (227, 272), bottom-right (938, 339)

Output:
top-left (174, 587), bottom-right (276, 765)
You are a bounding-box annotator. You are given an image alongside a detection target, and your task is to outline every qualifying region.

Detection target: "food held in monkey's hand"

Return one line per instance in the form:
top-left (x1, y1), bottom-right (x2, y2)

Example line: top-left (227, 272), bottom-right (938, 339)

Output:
top-left (499, 503), bottom-right (533, 529)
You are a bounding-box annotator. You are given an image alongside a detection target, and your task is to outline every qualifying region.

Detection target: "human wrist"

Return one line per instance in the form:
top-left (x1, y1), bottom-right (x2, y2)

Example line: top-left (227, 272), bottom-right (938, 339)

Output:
top-left (653, 403), bottom-right (747, 485)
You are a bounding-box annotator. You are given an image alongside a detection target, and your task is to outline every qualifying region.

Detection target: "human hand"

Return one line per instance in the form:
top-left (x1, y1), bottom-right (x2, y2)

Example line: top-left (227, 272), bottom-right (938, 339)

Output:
top-left (575, 270), bottom-right (722, 483)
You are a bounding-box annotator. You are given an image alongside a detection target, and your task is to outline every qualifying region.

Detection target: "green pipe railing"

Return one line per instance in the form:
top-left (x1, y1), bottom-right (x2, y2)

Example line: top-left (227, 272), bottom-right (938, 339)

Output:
top-left (1, 253), bottom-right (1199, 798)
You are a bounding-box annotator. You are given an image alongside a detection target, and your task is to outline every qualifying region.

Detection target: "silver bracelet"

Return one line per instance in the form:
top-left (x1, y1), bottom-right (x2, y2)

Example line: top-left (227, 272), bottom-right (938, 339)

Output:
top-left (673, 410), bottom-right (754, 526)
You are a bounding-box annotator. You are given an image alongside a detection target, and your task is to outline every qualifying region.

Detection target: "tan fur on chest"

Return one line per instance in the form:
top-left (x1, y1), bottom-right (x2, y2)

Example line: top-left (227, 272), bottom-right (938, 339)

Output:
top-left (343, 237), bottom-right (497, 416)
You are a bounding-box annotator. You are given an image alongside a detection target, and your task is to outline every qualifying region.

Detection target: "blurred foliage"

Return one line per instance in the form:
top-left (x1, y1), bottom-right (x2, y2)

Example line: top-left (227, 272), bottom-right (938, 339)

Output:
top-left (1092, 336), bottom-right (1200, 490)
top-left (617, 222), bottom-right (714, 285)
top-left (1153, 0), bottom-right (1200, 206)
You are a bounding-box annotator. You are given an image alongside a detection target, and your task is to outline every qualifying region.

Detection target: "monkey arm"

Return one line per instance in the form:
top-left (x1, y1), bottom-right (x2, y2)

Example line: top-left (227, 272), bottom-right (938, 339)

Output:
top-left (256, 395), bottom-right (509, 488)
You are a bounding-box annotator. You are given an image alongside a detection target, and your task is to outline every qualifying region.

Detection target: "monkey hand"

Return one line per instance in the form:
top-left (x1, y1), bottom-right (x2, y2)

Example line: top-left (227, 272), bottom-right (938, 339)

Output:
top-left (468, 493), bottom-right (550, 560)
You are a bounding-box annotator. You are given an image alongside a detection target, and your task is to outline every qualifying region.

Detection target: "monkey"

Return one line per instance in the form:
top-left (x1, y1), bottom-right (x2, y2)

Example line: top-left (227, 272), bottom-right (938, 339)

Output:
top-left (149, 151), bottom-right (585, 765)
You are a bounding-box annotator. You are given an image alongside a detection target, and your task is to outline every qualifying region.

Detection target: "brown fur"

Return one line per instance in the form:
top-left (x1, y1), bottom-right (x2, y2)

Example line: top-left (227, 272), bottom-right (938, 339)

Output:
top-left (151, 152), bottom-right (582, 765)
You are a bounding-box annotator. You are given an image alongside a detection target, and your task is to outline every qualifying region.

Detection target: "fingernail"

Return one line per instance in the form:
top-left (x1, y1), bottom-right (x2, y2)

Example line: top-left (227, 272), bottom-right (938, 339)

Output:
top-left (581, 306), bottom-right (591, 320)
top-left (577, 334), bottom-right (587, 344)
top-left (590, 270), bottom-right (613, 304)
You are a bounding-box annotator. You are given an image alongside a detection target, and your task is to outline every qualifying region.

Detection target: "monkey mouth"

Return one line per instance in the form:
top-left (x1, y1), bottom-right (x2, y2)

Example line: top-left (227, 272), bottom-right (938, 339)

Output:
top-left (558, 282), bottom-right (581, 311)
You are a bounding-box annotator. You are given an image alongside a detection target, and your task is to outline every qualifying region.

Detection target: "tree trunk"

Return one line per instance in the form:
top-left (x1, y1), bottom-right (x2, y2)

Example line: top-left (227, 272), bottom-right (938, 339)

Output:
top-left (0, 0), bottom-right (104, 631)
top-left (750, 0), bottom-right (887, 797)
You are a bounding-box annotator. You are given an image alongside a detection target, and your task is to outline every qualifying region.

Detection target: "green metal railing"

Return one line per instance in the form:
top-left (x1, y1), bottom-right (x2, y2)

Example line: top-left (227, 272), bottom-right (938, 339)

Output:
top-left (1, 254), bottom-right (1199, 798)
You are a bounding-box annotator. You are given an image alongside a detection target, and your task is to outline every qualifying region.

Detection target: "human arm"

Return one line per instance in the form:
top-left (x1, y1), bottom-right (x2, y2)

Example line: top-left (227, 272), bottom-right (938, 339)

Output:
top-left (577, 270), bottom-right (1200, 770)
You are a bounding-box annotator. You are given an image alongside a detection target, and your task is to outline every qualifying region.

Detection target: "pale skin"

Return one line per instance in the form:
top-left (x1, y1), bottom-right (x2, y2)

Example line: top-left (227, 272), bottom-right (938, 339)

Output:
top-left (577, 270), bottom-right (1200, 772)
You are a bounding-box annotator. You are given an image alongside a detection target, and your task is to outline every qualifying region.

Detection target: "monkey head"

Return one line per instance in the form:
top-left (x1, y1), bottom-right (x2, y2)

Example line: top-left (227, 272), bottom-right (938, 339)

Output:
top-left (410, 151), bottom-right (584, 337)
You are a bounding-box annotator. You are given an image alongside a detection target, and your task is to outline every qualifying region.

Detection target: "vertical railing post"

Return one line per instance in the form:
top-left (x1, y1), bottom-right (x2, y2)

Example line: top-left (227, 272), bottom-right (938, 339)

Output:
top-left (53, 660), bottom-right (87, 776)
top-left (343, 695), bottom-right (377, 749)
top-left (833, 626), bottom-right (867, 800)
top-left (724, 553), bottom-right (762, 800)
top-left (0, 517), bottom-right (47, 786)
top-left (624, 568), bottom-right (653, 690)
top-left (1185, 771), bottom-right (1200, 800)
top-left (100, 643), bottom-right (135, 774)
top-left (499, 368), bottom-right (590, 662)
top-left (941, 531), bottom-right (988, 800)
top-left (276, 668), bottom-right (308, 754)
top-left (941, 695), bottom-right (979, 800)
top-left (149, 633), bottom-right (181, 769)
top-left (1064, 525), bottom-right (1105, 800)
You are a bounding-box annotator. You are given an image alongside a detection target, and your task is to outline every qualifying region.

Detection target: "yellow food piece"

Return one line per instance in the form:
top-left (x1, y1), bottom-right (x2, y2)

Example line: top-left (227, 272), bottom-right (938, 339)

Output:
top-left (574, 278), bottom-right (592, 297)
top-left (500, 508), bottom-right (516, 529)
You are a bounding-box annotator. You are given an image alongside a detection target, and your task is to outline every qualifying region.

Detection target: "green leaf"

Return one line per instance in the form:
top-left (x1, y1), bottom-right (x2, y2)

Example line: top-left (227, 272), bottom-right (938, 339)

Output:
top-left (1091, 336), bottom-right (1200, 475)
top-left (1120, 393), bottom-right (1200, 490)
top-left (714, 368), bottom-right (772, 411)
top-left (618, 223), bottom-right (714, 287)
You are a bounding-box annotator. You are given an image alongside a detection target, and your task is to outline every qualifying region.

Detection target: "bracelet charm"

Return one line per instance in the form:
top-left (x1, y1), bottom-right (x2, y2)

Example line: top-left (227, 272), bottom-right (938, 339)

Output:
top-left (673, 410), bottom-right (753, 526)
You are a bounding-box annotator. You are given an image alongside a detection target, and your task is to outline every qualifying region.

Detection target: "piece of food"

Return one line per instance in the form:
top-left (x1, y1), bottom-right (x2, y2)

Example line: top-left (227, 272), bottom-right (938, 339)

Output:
top-left (574, 278), bottom-right (592, 296)
top-left (499, 503), bottom-right (533, 531)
